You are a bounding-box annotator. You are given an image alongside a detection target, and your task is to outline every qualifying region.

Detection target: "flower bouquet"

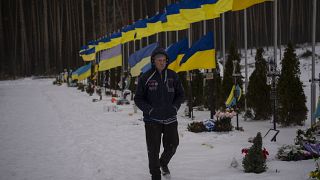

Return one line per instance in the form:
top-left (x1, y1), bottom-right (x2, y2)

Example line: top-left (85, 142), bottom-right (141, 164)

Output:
top-left (214, 110), bottom-right (236, 132)
top-left (242, 147), bottom-right (269, 159)
top-left (277, 144), bottom-right (313, 161)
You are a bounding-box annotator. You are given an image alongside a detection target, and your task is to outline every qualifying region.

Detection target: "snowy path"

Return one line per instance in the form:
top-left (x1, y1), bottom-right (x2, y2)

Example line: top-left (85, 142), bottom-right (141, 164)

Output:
top-left (0, 79), bottom-right (148, 180)
top-left (0, 78), bottom-right (316, 180)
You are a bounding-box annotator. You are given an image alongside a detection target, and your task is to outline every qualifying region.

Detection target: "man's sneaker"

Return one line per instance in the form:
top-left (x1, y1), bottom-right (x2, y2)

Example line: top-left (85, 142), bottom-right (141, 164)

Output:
top-left (160, 165), bottom-right (170, 175)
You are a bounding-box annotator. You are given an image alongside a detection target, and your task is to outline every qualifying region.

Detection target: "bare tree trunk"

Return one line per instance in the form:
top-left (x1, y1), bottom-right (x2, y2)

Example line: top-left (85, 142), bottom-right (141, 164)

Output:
top-left (0, 0), bottom-right (4, 77)
top-left (0, 0), bottom-right (316, 77)
top-left (263, 4), bottom-right (269, 49)
top-left (20, 0), bottom-right (31, 75)
top-left (249, 9), bottom-right (253, 55)
top-left (66, 0), bottom-right (73, 69)
top-left (71, 0), bottom-right (78, 67)
top-left (116, 0), bottom-right (125, 26)
top-left (113, 0), bottom-right (116, 30)
top-left (56, 0), bottom-right (62, 73)
top-left (50, 1), bottom-right (57, 73)
top-left (37, 1), bottom-right (42, 74)
top-left (31, 0), bottom-right (38, 74)
top-left (91, 0), bottom-right (96, 39)
top-left (98, 0), bottom-right (102, 35)
top-left (289, 0), bottom-right (294, 42)
top-left (13, 2), bottom-right (18, 77)
top-left (81, 0), bottom-right (86, 44)
top-left (43, 0), bottom-right (50, 74)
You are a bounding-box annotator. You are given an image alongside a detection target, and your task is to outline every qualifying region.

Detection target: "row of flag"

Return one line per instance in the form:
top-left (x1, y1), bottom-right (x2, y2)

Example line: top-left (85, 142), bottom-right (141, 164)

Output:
top-left (79, 0), bottom-right (271, 60)
top-left (73, 31), bottom-right (216, 80)
top-left (73, 31), bottom-right (243, 109)
top-left (128, 32), bottom-right (216, 77)
top-left (72, 62), bottom-right (92, 81)
top-left (72, 45), bottom-right (123, 81)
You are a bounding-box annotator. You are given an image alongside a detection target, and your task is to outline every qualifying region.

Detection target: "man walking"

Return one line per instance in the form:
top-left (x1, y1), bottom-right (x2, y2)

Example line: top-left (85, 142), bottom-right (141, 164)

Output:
top-left (134, 47), bottom-right (184, 180)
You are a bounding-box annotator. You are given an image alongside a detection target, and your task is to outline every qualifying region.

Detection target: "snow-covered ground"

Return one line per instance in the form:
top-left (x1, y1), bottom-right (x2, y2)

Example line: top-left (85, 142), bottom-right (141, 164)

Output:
top-left (0, 45), bottom-right (319, 180)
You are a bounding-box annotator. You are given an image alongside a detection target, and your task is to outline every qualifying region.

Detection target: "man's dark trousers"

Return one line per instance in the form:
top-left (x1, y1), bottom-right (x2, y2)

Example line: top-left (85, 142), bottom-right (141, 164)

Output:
top-left (145, 121), bottom-right (179, 180)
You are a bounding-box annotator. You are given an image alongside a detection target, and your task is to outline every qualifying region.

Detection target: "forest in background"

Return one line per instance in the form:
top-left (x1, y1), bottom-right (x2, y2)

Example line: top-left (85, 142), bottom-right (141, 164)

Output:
top-left (0, 0), bottom-right (319, 78)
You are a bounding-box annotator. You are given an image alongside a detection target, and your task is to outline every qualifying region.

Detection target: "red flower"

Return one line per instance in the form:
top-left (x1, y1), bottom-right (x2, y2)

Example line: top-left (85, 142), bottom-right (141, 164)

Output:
top-left (262, 148), bottom-right (269, 159)
top-left (241, 147), bottom-right (269, 159)
top-left (241, 148), bottom-right (248, 155)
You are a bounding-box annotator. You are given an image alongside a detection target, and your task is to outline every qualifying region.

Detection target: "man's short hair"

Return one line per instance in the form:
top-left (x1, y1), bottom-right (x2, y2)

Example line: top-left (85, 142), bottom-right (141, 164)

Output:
top-left (154, 54), bottom-right (167, 61)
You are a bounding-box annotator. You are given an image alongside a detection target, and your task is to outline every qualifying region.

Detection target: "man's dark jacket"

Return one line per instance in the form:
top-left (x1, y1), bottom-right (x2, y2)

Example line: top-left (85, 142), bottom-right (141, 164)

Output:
top-left (134, 68), bottom-right (184, 124)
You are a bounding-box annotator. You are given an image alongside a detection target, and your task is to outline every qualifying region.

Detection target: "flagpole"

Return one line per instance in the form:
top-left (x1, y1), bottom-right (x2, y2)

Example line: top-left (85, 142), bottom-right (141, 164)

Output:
top-left (156, 12), bottom-right (159, 42)
top-left (213, 18), bottom-right (218, 119)
top-left (146, 15), bottom-right (149, 45)
top-left (273, 0), bottom-right (277, 68)
top-left (202, 20), bottom-right (213, 119)
top-left (97, 51), bottom-right (100, 87)
top-left (131, 1), bottom-right (135, 53)
top-left (187, 27), bottom-right (193, 119)
top-left (222, 13), bottom-right (226, 69)
top-left (244, 9), bottom-right (248, 119)
top-left (203, 20), bottom-right (208, 117)
top-left (156, 0), bottom-right (159, 42)
top-left (176, 31), bottom-right (178, 42)
top-left (109, 33), bottom-right (112, 95)
top-left (311, 0), bottom-right (317, 125)
top-left (120, 43), bottom-right (124, 96)
top-left (113, 0), bottom-right (117, 96)
top-left (273, 0), bottom-right (278, 131)
top-left (165, 31), bottom-right (168, 47)
top-left (146, 35), bottom-right (149, 46)
top-left (127, 42), bottom-right (130, 79)
top-left (140, 38), bottom-right (142, 50)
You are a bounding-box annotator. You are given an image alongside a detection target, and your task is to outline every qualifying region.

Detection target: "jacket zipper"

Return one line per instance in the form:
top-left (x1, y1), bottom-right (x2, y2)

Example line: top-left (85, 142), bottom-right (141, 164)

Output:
top-left (160, 71), bottom-right (164, 106)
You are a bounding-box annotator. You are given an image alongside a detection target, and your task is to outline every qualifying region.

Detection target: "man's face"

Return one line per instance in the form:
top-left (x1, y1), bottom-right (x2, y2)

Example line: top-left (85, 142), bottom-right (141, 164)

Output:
top-left (154, 55), bottom-right (167, 72)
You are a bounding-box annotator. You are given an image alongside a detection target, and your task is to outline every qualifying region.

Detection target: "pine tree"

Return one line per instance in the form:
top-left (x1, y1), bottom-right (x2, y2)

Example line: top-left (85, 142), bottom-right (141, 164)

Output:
top-left (247, 48), bottom-right (272, 120)
top-left (242, 132), bottom-right (267, 173)
top-left (277, 43), bottom-right (307, 126)
top-left (204, 68), bottom-right (223, 118)
top-left (213, 70), bottom-right (224, 109)
top-left (204, 77), bottom-right (213, 110)
top-left (221, 43), bottom-right (243, 110)
top-left (192, 70), bottom-right (204, 106)
top-left (179, 72), bottom-right (188, 98)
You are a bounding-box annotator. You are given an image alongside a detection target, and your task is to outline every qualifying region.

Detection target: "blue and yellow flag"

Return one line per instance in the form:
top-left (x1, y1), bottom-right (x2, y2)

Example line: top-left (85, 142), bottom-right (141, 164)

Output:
top-left (109, 31), bottom-right (122, 48)
top-left (201, 0), bottom-right (220, 20)
top-left (121, 25), bottom-right (136, 44)
top-left (140, 38), bottom-right (188, 73)
top-left (178, 0), bottom-right (206, 23)
top-left (147, 13), bottom-right (164, 36)
top-left (225, 85), bottom-right (242, 108)
top-left (177, 32), bottom-right (216, 72)
top-left (72, 67), bottom-right (80, 80)
top-left (79, 45), bottom-right (89, 54)
top-left (135, 19), bottom-right (153, 40)
top-left (232, 0), bottom-right (272, 11)
top-left (87, 40), bottom-right (98, 49)
top-left (77, 63), bottom-right (92, 81)
top-left (141, 63), bottom-right (152, 74)
top-left (80, 47), bottom-right (96, 61)
top-left (164, 4), bottom-right (190, 31)
top-left (96, 36), bottom-right (110, 52)
top-left (98, 45), bottom-right (122, 71)
top-left (315, 96), bottom-right (320, 119)
top-left (167, 38), bottom-right (188, 72)
top-left (160, 14), bottom-right (190, 32)
top-left (202, 0), bottom-right (233, 19)
top-left (128, 43), bottom-right (158, 77)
